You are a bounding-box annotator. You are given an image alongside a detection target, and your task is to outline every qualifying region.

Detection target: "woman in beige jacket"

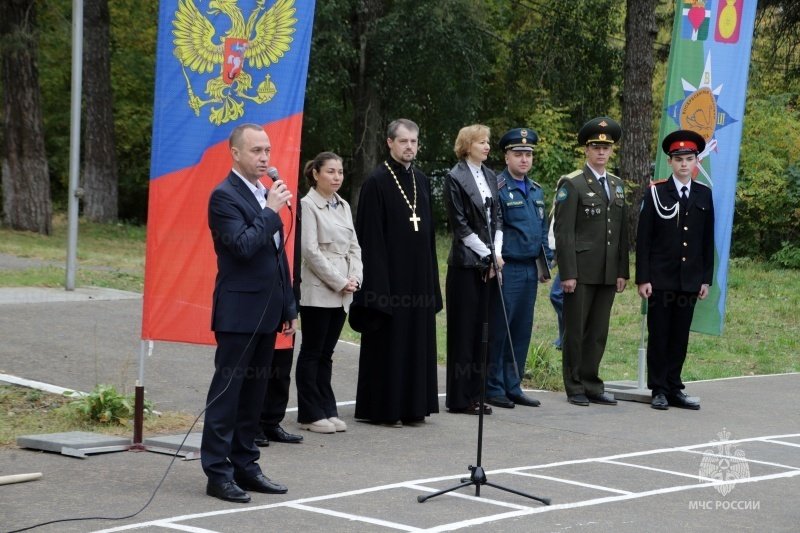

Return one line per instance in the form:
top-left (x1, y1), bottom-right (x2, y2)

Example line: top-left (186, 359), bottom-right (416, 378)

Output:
top-left (296, 152), bottom-right (363, 434)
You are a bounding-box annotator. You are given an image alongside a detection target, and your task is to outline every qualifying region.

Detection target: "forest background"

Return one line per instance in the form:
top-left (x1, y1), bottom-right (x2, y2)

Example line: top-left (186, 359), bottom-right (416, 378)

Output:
top-left (1, 0), bottom-right (799, 265)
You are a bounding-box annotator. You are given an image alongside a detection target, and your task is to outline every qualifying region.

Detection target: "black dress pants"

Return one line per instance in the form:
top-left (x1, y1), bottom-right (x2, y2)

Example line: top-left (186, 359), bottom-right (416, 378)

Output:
top-left (295, 306), bottom-right (347, 423)
top-left (445, 266), bottom-right (497, 410)
top-left (259, 346), bottom-right (295, 429)
top-left (646, 289), bottom-right (698, 396)
top-left (202, 331), bottom-right (276, 484)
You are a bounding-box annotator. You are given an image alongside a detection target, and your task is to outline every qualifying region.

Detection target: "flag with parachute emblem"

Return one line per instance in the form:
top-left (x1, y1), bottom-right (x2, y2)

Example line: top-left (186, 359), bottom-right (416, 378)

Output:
top-left (141, 0), bottom-right (316, 345)
top-left (655, 0), bottom-right (756, 335)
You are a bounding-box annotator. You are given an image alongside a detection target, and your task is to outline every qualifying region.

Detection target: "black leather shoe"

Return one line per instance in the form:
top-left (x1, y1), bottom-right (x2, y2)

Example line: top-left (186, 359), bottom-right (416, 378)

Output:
top-left (264, 425), bottom-right (303, 443)
top-left (567, 394), bottom-right (590, 406)
top-left (587, 392), bottom-right (617, 405)
top-left (486, 395), bottom-right (515, 409)
top-left (254, 431), bottom-right (269, 447)
top-left (508, 393), bottom-right (541, 407)
top-left (667, 391), bottom-right (700, 410)
top-left (206, 480), bottom-right (250, 503)
top-left (449, 402), bottom-right (492, 415)
top-left (234, 473), bottom-right (288, 494)
top-left (651, 393), bottom-right (669, 410)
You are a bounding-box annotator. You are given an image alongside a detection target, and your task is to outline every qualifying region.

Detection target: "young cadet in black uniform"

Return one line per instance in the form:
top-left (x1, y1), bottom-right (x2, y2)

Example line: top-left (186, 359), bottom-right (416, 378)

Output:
top-left (554, 117), bottom-right (629, 407)
top-left (636, 129), bottom-right (714, 411)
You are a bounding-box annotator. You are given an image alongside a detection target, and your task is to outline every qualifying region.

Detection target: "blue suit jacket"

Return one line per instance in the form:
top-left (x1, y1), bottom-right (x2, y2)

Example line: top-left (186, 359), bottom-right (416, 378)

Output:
top-left (208, 172), bottom-right (297, 334)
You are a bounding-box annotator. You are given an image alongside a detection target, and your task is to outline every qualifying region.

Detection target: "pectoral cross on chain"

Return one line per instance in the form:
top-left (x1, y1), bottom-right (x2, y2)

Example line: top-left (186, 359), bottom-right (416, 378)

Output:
top-left (409, 212), bottom-right (421, 232)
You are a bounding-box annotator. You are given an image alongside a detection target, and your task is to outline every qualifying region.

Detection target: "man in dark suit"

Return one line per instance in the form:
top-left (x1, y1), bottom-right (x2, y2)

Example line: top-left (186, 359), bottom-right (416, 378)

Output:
top-left (202, 123), bottom-right (297, 503)
top-left (636, 129), bottom-right (714, 411)
top-left (554, 117), bottom-right (629, 407)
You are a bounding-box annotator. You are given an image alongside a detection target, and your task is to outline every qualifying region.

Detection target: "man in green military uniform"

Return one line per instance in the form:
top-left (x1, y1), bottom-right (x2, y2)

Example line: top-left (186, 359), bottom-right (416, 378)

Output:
top-left (554, 117), bottom-right (629, 407)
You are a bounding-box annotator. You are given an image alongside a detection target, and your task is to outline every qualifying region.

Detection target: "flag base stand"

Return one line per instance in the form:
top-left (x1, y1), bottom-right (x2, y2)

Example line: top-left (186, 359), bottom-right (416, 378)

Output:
top-left (604, 380), bottom-right (652, 403)
top-left (606, 299), bottom-right (652, 404)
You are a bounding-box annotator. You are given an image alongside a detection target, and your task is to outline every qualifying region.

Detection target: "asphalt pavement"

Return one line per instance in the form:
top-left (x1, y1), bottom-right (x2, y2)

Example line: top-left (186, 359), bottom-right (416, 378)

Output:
top-left (0, 284), bottom-right (798, 532)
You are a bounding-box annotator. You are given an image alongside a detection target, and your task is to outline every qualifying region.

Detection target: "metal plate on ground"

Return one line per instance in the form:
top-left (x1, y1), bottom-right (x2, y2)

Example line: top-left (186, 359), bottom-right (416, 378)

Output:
top-left (16, 431), bottom-right (131, 455)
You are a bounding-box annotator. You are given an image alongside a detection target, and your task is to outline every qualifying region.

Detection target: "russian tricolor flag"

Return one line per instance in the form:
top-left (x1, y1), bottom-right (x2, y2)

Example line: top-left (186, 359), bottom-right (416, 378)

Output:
top-left (142, 0), bottom-right (315, 346)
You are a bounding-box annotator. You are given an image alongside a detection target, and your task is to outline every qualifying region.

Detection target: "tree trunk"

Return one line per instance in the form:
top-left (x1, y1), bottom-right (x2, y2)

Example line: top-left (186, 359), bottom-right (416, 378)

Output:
top-left (81, 0), bottom-right (118, 222)
top-left (620, 0), bottom-right (657, 250)
top-left (348, 0), bottom-right (385, 214)
top-left (1, 0), bottom-right (52, 234)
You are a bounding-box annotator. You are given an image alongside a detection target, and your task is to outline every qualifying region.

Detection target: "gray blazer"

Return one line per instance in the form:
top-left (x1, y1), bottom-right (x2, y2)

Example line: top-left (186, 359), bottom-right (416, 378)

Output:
top-left (299, 188), bottom-right (363, 310)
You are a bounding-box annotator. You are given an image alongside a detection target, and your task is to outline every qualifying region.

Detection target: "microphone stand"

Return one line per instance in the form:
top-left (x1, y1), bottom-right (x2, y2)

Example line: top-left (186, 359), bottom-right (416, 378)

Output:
top-left (418, 196), bottom-right (550, 506)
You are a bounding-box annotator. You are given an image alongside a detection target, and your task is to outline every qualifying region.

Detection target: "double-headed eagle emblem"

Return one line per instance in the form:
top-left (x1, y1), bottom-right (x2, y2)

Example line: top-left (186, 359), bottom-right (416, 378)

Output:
top-left (172, 0), bottom-right (297, 125)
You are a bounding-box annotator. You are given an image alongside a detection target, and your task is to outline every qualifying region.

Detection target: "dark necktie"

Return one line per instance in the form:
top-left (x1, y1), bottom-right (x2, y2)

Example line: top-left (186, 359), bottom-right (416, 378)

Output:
top-left (680, 185), bottom-right (688, 213)
top-left (599, 176), bottom-right (609, 203)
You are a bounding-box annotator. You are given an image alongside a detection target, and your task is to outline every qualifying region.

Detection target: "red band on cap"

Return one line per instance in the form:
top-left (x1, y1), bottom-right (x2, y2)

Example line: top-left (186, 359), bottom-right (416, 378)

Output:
top-left (669, 140), bottom-right (698, 153)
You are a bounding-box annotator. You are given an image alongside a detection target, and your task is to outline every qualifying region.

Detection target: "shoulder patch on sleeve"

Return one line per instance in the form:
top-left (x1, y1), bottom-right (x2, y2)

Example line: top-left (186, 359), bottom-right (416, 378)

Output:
top-left (556, 187), bottom-right (569, 202)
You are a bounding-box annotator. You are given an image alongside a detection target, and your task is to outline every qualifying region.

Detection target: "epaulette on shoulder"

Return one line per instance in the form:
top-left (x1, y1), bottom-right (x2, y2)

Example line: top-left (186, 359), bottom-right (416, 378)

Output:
top-left (608, 171), bottom-right (620, 180)
top-left (530, 179), bottom-right (542, 189)
top-left (497, 174), bottom-right (507, 189)
top-left (693, 179), bottom-right (710, 189)
top-left (650, 179), bottom-right (668, 188)
top-left (556, 169), bottom-right (582, 188)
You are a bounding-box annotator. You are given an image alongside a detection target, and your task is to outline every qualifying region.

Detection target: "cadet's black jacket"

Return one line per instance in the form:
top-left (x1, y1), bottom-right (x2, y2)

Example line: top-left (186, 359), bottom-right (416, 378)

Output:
top-left (636, 178), bottom-right (715, 292)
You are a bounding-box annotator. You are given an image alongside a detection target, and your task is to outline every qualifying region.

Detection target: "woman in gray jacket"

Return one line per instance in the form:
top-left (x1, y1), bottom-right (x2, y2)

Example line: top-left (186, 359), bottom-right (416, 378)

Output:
top-left (296, 152), bottom-right (363, 434)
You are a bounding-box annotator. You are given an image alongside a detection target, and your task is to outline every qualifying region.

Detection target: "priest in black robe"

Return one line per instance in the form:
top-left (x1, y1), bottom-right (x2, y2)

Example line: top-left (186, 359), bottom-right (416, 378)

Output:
top-left (349, 118), bottom-right (442, 426)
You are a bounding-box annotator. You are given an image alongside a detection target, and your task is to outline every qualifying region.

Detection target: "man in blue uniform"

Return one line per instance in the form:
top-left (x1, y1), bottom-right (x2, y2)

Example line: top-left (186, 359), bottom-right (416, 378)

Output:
top-left (636, 129), bottom-right (714, 411)
top-left (486, 128), bottom-right (553, 409)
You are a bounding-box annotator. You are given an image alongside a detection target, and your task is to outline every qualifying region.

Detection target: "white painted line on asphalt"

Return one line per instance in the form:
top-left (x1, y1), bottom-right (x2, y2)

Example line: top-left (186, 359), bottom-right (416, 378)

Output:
top-left (688, 371), bottom-right (799, 383)
top-left (762, 438), bottom-right (800, 449)
top-left (681, 448), bottom-right (800, 471)
top-left (599, 459), bottom-right (717, 482)
top-left (285, 503), bottom-right (420, 531)
top-left (0, 373), bottom-right (85, 396)
top-left (337, 339), bottom-right (360, 347)
top-left (151, 522), bottom-right (220, 532)
top-left (92, 433), bottom-right (800, 533)
top-left (422, 508), bottom-right (538, 533)
top-left (405, 484), bottom-right (535, 510)
top-left (512, 471), bottom-right (632, 495)
top-left (423, 470), bottom-right (800, 532)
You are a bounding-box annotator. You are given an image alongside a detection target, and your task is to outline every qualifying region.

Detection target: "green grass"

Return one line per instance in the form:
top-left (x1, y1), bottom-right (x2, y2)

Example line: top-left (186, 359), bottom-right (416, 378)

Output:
top-left (2, 218), bottom-right (798, 391)
top-left (0, 215), bottom-right (145, 292)
top-left (340, 237), bottom-right (800, 389)
top-left (0, 385), bottom-right (195, 448)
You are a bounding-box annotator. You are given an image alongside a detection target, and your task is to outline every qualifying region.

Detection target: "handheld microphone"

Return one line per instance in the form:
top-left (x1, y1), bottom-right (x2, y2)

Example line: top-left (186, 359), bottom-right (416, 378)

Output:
top-left (266, 166), bottom-right (291, 207)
